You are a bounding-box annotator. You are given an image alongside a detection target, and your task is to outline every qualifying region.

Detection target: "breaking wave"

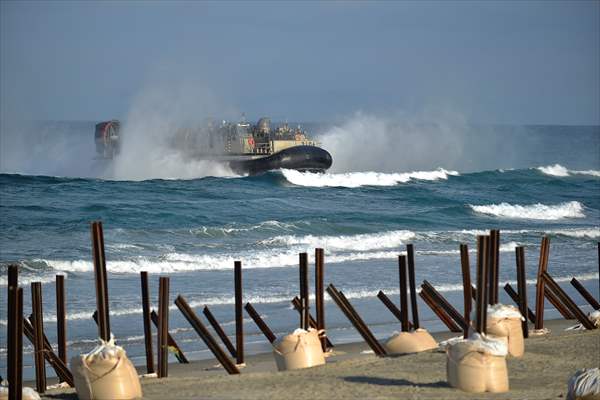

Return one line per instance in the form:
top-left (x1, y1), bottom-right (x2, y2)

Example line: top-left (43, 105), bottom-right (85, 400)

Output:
top-left (280, 168), bottom-right (459, 188)
top-left (469, 201), bottom-right (586, 220)
top-left (261, 230), bottom-right (416, 251)
top-left (537, 164), bottom-right (600, 178)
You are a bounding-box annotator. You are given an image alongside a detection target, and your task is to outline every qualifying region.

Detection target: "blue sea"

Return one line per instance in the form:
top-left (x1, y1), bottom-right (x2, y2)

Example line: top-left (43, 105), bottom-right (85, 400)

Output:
top-left (0, 121), bottom-right (599, 379)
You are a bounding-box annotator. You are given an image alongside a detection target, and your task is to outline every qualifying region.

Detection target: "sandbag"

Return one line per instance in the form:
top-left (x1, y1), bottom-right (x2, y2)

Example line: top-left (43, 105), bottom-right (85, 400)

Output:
top-left (0, 386), bottom-right (41, 400)
top-left (568, 368), bottom-right (600, 400)
top-left (385, 328), bottom-right (438, 355)
top-left (71, 336), bottom-right (142, 400)
top-left (273, 328), bottom-right (325, 371)
top-left (588, 311), bottom-right (600, 329)
top-left (486, 304), bottom-right (525, 357)
top-left (446, 334), bottom-right (509, 393)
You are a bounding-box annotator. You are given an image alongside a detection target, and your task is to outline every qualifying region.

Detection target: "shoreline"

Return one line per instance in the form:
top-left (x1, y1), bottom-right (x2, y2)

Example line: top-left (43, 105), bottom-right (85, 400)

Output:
top-left (38, 318), bottom-right (599, 399)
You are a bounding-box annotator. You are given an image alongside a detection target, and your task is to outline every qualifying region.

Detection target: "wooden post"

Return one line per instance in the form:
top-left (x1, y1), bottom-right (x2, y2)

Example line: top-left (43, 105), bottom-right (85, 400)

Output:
top-left (55, 275), bottom-right (67, 376)
top-left (157, 277), bottom-right (169, 378)
top-left (406, 244), bottom-right (420, 329)
top-left (326, 284), bottom-right (386, 356)
top-left (418, 289), bottom-right (462, 332)
top-left (299, 253), bottom-right (309, 330)
top-left (504, 283), bottom-right (536, 323)
top-left (460, 244), bottom-right (471, 338)
top-left (140, 271), bottom-right (155, 374)
top-left (488, 230), bottom-right (500, 305)
top-left (398, 255), bottom-right (409, 332)
top-left (475, 235), bottom-right (488, 334)
top-left (376, 291), bottom-right (412, 330)
top-left (515, 246), bottom-right (529, 338)
top-left (535, 236), bottom-right (550, 329)
top-left (542, 272), bottom-right (596, 330)
top-left (91, 221), bottom-right (110, 340)
top-left (570, 278), bottom-right (600, 310)
top-left (7, 265), bottom-right (20, 400)
top-left (315, 248), bottom-right (326, 351)
top-left (421, 281), bottom-right (468, 331)
top-left (244, 302), bottom-right (277, 344)
top-left (203, 306), bottom-right (237, 359)
top-left (31, 282), bottom-right (46, 393)
top-left (234, 260), bottom-right (244, 365)
top-left (15, 287), bottom-right (23, 400)
top-left (175, 295), bottom-right (240, 374)
top-left (150, 310), bottom-right (188, 363)
top-left (22, 318), bottom-right (74, 386)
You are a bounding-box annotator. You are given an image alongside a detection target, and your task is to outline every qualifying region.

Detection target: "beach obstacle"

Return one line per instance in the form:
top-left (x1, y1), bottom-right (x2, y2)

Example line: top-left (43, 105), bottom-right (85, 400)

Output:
top-left (488, 230), bottom-right (500, 305)
top-left (234, 261), bottom-right (244, 365)
top-left (203, 306), bottom-right (238, 359)
top-left (446, 234), bottom-right (510, 393)
top-left (534, 236), bottom-right (550, 330)
top-left (541, 272), bottom-right (596, 330)
top-left (149, 310), bottom-right (188, 363)
top-left (570, 277), bottom-right (600, 310)
top-left (31, 282), bottom-right (46, 393)
top-left (315, 248), bottom-right (328, 352)
top-left (376, 291), bottom-right (412, 329)
top-left (91, 221), bottom-right (111, 341)
top-left (245, 302), bottom-right (277, 343)
top-left (175, 295), bottom-right (240, 374)
top-left (7, 265), bottom-right (23, 400)
top-left (272, 253), bottom-right (326, 371)
top-left (515, 247), bottom-right (529, 338)
top-left (421, 280), bottom-right (469, 332)
top-left (140, 271), bottom-right (155, 374)
top-left (157, 276), bottom-right (170, 378)
top-left (326, 283), bottom-right (387, 356)
top-left (291, 297), bottom-right (335, 348)
top-left (460, 244), bottom-right (472, 338)
top-left (55, 275), bottom-right (68, 377)
top-left (418, 289), bottom-right (461, 332)
top-left (503, 284), bottom-right (536, 323)
top-left (384, 252), bottom-right (437, 355)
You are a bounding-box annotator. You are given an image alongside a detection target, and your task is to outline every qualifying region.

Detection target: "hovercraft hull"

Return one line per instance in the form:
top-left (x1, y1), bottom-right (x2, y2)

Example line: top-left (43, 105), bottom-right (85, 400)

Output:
top-left (228, 145), bottom-right (332, 175)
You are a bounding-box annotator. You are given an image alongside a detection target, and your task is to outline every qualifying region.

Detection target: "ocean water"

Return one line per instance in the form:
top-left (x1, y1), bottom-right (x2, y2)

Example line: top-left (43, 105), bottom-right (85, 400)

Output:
top-left (0, 122), bottom-right (599, 379)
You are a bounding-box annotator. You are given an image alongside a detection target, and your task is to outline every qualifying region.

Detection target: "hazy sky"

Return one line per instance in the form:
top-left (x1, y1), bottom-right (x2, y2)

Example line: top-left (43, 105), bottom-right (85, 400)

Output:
top-left (1, 0), bottom-right (598, 124)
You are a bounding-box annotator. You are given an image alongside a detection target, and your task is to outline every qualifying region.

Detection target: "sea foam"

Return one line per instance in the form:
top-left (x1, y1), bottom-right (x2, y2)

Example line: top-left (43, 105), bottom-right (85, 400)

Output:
top-left (280, 168), bottom-right (459, 188)
top-left (261, 230), bottom-right (416, 251)
top-left (537, 164), bottom-right (600, 177)
top-left (469, 201), bottom-right (585, 220)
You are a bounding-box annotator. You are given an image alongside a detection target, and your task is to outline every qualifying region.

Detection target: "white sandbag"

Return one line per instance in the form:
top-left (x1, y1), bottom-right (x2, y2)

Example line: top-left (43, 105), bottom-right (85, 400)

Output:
top-left (273, 328), bottom-right (325, 371)
top-left (385, 328), bottom-right (438, 355)
top-left (568, 368), bottom-right (600, 400)
top-left (446, 334), bottom-right (509, 393)
top-left (71, 335), bottom-right (142, 400)
top-left (486, 304), bottom-right (525, 357)
top-left (0, 386), bottom-right (41, 400)
top-left (588, 311), bottom-right (600, 328)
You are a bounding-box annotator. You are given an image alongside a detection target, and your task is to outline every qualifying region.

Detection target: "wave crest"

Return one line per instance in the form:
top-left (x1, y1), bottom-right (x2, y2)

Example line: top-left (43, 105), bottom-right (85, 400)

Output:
top-left (469, 201), bottom-right (585, 220)
top-left (280, 168), bottom-right (459, 188)
top-left (537, 164), bottom-right (600, 177)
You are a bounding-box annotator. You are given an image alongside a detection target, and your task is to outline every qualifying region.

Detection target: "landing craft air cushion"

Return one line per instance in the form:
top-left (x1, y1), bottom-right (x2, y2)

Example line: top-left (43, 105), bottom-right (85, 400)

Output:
top-left (94, 117), bottom-right (332, 175)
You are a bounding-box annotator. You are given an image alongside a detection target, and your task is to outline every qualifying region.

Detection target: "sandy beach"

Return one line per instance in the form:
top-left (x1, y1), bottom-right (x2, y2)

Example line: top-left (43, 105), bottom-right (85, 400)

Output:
top-left (36, 318), bottom-right (598, 400)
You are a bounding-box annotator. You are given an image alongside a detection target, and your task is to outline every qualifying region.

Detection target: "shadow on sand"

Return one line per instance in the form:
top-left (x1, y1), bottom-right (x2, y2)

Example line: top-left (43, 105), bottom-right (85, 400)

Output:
top-left (343, 376), bottom-right (449, 388)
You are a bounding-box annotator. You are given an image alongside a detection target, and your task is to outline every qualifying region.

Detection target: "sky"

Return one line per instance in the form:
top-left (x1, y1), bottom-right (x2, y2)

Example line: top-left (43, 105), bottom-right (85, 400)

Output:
top-left (1, 0), bottom-right (599, 125)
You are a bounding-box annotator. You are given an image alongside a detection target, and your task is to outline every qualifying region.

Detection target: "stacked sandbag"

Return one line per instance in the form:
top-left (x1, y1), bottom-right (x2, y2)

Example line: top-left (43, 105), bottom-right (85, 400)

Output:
top-left (446, 333), bottom-right (509, 393)
top-left (567, 368), bottom-right (600, 400)
top-left (273, 328), bottom-right (325, 371)
top-left (0, 387), bottom-right (41, 400)
top-left (385, 328), bottom-right (438, 355)
top-left (71, 335), bottom-right (142, 400)
top-left (486, 304), bottom-right (525, 357)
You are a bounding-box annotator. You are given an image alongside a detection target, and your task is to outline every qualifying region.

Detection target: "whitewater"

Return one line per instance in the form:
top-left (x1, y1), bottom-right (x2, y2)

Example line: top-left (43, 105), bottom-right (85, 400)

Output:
top-left (1, 123), bottom-right (599, 378)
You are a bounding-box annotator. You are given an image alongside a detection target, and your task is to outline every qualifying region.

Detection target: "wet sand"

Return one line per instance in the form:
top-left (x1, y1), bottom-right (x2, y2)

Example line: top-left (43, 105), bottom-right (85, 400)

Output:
top-left (37, 318), bottom-right (599, 400)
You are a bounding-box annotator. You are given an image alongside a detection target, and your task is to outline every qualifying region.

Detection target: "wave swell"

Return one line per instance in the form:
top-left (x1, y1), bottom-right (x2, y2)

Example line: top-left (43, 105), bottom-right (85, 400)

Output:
top-left (537, 164), bottom-right (600, 178)
top-left (469, 201), bottom-right (585, 220)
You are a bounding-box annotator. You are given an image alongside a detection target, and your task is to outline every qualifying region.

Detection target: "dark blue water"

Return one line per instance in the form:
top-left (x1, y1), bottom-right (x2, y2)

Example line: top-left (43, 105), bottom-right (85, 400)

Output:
top-left (0, 123), bottom-right (599, 379)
